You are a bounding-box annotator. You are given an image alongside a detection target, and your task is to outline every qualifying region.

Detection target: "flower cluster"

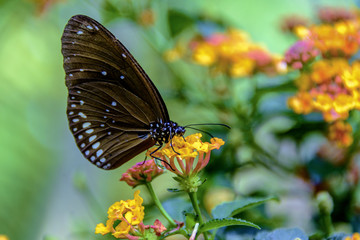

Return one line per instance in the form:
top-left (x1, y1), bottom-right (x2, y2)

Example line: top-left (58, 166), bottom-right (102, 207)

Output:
top-left (284, 40), bottom-right (320, 69)
top-left (328, 121), bottom-right (353, 148)
top-left (294, 20), bottom-right (360, 58)
top-left (120, 160), bottom-right (164, 188)
top-left (286, 8), bottom-right (360, 128)
top-left (345, 233), bottom-right (360, 240)
top-left (147, 133), bottom-right (224, 178)
top-left (188, 29), bottom-right (283, 77)
top-left (317, 6), bottom-right (356, 24)
top-left (95, 190), bottom-right (166, 239)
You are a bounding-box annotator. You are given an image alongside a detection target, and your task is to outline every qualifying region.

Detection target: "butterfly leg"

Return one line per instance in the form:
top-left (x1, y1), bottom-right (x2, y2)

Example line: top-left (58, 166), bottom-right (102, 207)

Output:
top-left (169, 128), bottom-right (181, 155)
top-left (149, 145), bottom-right (175, 171)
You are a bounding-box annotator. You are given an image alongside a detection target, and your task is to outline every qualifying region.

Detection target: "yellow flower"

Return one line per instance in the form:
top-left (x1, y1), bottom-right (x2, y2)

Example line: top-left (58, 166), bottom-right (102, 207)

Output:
top-left (297, 21), bottom-right (360, 57)
top-left (95, 190), bottom-right (145, 239)
top-left (0, 235), bottom-right (9, 240)
top-left (333, 94), bottom-right (355, 114)
top-left (189, 29), bottom-right (280, 77)
top-left (312, 93), bottom-right (333, 112)
top-left (287, 92), bottom-right (313, 114)
top-left (342, 62), bottom-right (360, 89)
top-left (147, 133), bottom-right (224, 177)
top-left (230, 59), bottom-right (255, 77)
top-left (192, 42), bottom-right (217, 65)
top-left (344, 232), bottom-right (360, 240)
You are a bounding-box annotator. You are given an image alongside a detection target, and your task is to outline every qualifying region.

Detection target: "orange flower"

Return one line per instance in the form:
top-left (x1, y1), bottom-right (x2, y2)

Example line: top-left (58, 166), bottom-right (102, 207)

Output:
top-left (189, 29), bottom-right (280, 77)
top-left (344, 232), bottom-right (360, 240)
top-left (328, 121), bottom-right (353, 148)
top-left (95, 190), bottom-right (144, 239)
top-left (296, 21), bottom-right (360, 58)
top-left (287, 92), bottom-right (313, 114)
top-left (147, 133), bottom-right (224, 177)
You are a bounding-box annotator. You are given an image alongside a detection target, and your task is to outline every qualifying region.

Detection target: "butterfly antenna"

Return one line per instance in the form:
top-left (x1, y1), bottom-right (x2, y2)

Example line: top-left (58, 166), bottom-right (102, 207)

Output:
top-left (184, 123), bottom-right (231, 129)
top-left (185, 126), bottom-right (214, 138)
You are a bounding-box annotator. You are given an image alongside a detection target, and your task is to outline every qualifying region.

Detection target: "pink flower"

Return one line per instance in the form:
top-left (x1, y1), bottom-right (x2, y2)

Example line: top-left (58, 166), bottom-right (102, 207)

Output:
top-left (285, 40), bottom-right (320, 69)
top-left (149, 219), bottom-right (167, 236)
top-left (120, 160), bottom-right (164, 187)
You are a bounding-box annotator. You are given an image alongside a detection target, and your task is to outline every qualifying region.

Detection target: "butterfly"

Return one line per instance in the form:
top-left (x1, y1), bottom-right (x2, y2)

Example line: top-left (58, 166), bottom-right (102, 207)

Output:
top-left (61, 15), bottom-right (186, 170)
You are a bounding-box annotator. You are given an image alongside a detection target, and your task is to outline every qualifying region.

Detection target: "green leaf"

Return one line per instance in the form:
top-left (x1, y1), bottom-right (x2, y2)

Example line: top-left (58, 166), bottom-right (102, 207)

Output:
top-left (211, 196), bottom-right (279, 219)
top-left (168, 9), bottom-right (195, 37)
top-left (199, 217), bottom-right (260, 233)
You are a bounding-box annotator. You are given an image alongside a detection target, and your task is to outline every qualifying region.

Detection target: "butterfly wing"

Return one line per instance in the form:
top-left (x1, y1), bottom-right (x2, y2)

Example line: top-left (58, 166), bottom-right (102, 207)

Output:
top-left (61, 15), bottom-right (168, 169)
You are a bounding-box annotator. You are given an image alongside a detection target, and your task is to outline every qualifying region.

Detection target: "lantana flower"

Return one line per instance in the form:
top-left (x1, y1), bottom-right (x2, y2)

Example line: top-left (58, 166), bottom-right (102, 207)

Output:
top-left (328, 121), bottom-right (353, 148)
top-left (95, 190), bottom-right (145, 239)
top-left (147, 133), bottom-right (224, 192)
top-left (345, 232), bottom-right (360, 240)
top-left (189, 29), bottom-right (281, 77)
top-left (120, 160), bottom-right (164, 188)
top-left (284, 40), bottom-right (320, 69)
top-left (288, 59), bottom-right (360, 122)
top-left (95, 190), bottom-right (167, 239)
top-left (295, 21), bottom-right (360, 58)
top-left (317, 6), bottom-right (356, 24)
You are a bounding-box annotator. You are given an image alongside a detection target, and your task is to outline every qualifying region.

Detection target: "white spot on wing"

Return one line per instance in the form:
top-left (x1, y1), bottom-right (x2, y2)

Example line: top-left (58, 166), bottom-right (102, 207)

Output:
top-left (73, 127), bottom-right (77, 131)
top-left (96, 149), bottom-right (103, 157)
top-left (106, 109), bottom-right (110, 112)
top-left (111, 101), bottom-right (117, 106)
top-left (92, 142), bottom-right (100, 149)
top-left (100, 158), bottom-right (106, 163)
top-left (120, 75), bottom-right (125, 79)
top-left (80, 69), bottom-right (84, 72)
top-left (69, 111), bottom-right (74, 115)
top-left (83, 122), bottom-right (91, 128)
top-left (95, 26), bottom-right (99, 30)
top-left (77, 30), bottom-right (83, 35)
top-left (72, 118), bottom-right (79, 123)
top-left (71, 104), bottom-right (76, 108)
top-left (80, 100), bottom-right (84, 105)
top-left (86, 129), bottom-right (94, 134)
top-left (78, 135), bottom-right (83, 140)
top-left (90, 156), bottom-right (96, 161)
top-left (78, 112), bottom-right (86, 118)
top-left (122, 53), bottom-right (126, 58)
top-left (77, 91), bottom-right (81, 94)
top-left (85, 150), bottom-right (90, 155)
top-left (89, 135), bottom-right (97, 142)
top-left (87, 25), bottom-right (93, 30)
top-left (69, 74), bottom-right (73, 77)
top-left (100, 124), bottom-right (105, 127)
top-left (101, 71), bottom-right (107, 76)
top-left (80, 143), bottom-right (85, 148)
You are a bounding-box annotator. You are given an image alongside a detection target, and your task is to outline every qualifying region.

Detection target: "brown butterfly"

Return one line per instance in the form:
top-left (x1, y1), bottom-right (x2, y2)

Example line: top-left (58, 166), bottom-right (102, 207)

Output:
top-left (61, 15), bottom-right (186, 170)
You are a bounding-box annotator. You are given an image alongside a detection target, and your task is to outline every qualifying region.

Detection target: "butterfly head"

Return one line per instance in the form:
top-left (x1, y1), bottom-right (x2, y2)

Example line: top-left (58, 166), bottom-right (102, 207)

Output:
top-left (149, 121), bottom-right (185, 144)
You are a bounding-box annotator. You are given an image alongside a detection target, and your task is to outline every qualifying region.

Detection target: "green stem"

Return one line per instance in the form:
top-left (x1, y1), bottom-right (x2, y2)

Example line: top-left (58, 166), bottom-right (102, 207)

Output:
top-left (145, 182), bottom-right (177, 227)
top-left (320, 213), bottom-right (333, 237)
top-left (188, 191), bottom-right (209, 240)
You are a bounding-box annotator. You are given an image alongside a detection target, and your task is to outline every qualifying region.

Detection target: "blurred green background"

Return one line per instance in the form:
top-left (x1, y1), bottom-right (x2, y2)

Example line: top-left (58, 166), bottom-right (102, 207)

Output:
top-left (0, 0), bottom-right (353, 239)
